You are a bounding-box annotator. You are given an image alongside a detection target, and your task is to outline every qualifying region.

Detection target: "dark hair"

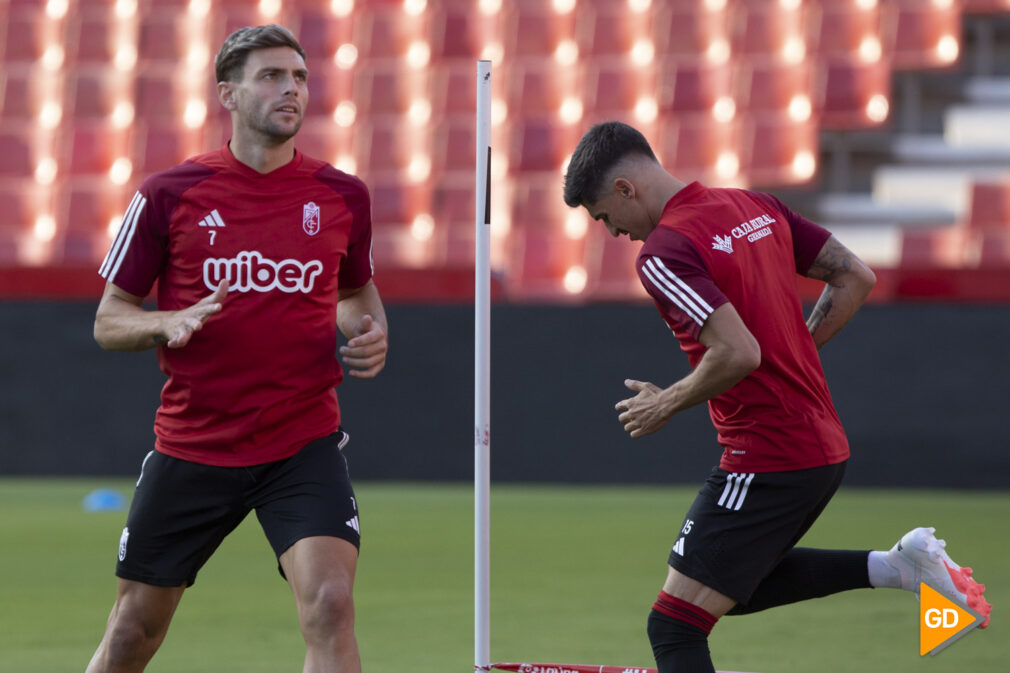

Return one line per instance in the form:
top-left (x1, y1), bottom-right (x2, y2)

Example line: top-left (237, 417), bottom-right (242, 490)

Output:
top-left (215, 24), bottom-right (307, 83)
top-left (563, 121), bottom-right (658, 207)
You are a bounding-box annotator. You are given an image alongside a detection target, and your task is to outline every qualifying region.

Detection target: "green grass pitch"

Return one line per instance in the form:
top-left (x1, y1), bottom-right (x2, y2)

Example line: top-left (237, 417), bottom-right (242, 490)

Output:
top-left (0, 478), bottom-right (1004, 672)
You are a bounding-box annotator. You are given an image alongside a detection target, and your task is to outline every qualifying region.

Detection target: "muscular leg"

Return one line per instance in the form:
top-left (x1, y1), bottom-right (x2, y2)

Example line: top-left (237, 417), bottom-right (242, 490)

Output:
top-left (85, 579), bottom-right (185, 673)
top-left (647, 566), bottom-right (736, 673)
top-left (281, 535), bottom-right (360, 673)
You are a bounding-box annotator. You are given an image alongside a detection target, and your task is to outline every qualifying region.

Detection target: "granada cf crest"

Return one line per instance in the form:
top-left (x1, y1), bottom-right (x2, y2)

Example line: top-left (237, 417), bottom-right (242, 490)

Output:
top-left (302, 201), bottom-right (321, 236)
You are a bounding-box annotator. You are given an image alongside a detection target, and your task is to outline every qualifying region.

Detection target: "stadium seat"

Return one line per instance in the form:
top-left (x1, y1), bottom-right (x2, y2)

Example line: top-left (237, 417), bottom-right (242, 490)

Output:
top-left (819, 58), bottom-right (892, 129)
top-left (429, 2), bottom-right (484, 61)
top-left (508, 178), bottom-right (585, 300)
top-left (354, 121), bottom-right (417, 175)
top-left (808, 0), bottom-right (883, 58)
top-left (657, 59), bottom-right (734, 115)
top-left (295, 8), bottom-right (351, 59)
top-left (508, 120), bottom-right (578, 173)
top-left (66, 70), bottom-right (119, 120)
top-left (0, 130), bottom-right (35, 177)
top-left (0, 69), bottom-right (38, 123)
top-left (134, 70), bottom-right (185, 122)
top-left (368, 177), bottom-right (429, 227)
top-left (429, 62), bottom-right (478, 117)
top-left (137, 11), bottom-right (187, 64)
top-left (305, 65), bottom-right (353, 118)
top-left (294, 121), bottom-right (354, 169)
top-left (67, 9), bottom-right (117, 65)
top-left (582, 226), bottom-right (644, 301)
top-left (507, 63), bottom-right (570, 118)
top-left (967, 181), bottom-right (1010, 230)
top-left (582, 63), bottom-right (654, 119)
top-left (652, 2), bottom-right (730, 59)
top-left (574, 2), bottom-right (649, 58)
top-left (736, 60), bottom-right (817, 116)
top-left (431, 119), bottom-right (474, 174)
top-left (68, 124), bottom-right (130, 175)
top-left (1, 9), bottom-right (47, 63)
top-left (132, 124), bottom-right (200, 174)
top-left (354, 6), bottom-right (419, 61)
top-left (655, 115), bottom-right (740, 184)
top-left (729, 1), bottom-right (805, 59)
top-left (353, 65), bottom-right (416, 117)
top-left (740, 114), bottom-right (819, 188)
top-left (502, 2), bottom-right (574, 60)
top-left (882, 0), bottom-right (962, 70)
top-left (430, 177), bottom-right (475, 266)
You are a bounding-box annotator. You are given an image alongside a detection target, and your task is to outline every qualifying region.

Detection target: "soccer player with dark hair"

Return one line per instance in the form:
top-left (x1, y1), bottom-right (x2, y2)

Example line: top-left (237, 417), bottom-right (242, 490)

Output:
top-left (564, 121), bottom-right (990, 673)
top-left (87, 25), bottom-right (385, 673)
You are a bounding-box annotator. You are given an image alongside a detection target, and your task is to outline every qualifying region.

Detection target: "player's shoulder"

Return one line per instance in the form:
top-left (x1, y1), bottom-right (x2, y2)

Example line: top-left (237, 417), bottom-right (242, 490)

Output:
top-left (138, 150), bottom-right (222, 199)
top-left (638, 225), bottom-right (700, 268)
top-left (299, 153), bottom-right (369, 199)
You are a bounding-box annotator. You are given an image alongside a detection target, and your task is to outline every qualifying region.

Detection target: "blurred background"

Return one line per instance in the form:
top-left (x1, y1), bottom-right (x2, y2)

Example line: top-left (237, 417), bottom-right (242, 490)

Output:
top-left (1, 0), bottom-right (1008, 487)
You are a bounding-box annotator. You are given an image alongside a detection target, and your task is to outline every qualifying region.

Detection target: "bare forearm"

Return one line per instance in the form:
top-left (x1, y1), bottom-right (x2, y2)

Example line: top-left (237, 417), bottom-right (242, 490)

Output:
top-left (805, 236), bottom-right (876, 349)
top-left (94, 300), bottom-right (168, 352)
top-left (337, 280), bottom-right (387, 339)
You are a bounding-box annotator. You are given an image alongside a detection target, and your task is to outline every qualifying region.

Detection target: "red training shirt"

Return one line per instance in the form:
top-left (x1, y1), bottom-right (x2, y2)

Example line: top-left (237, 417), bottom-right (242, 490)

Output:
top-left (99, 145), bottom-right (373, 466)
top-left (636, 181), bottom-right (849, 473)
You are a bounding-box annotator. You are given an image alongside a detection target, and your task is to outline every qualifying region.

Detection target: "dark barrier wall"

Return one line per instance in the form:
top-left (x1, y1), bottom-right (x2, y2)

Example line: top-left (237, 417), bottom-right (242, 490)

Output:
top-left (1, 301), bottom-right (1008, 488)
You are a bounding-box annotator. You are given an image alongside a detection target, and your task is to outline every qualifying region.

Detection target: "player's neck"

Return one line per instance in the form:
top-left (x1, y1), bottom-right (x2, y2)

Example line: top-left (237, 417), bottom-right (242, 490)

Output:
top-left (228, 133), bottom-right (297, 174)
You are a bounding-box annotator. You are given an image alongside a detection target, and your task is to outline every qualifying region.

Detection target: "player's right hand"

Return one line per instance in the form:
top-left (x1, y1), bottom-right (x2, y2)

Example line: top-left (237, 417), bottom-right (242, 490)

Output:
top-left (160, 280), bottom-right (229, 348)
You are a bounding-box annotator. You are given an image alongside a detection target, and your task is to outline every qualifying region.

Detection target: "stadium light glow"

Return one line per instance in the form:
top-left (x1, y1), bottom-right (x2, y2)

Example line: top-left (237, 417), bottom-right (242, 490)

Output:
top-left (630, 39), bottom-right (654, 66)
top-left (39, 101), bottom-right (62, 129)
top-left (628, 0), bottom-right (651, 12)
top-left (404, 0), bottom-right (427, 17)
top-left (780, 0), bottom-right (801, 11)
top-left (479, 0), bottom-right (502, 16)
top-left (782, 36), bottom-right (806, 64)
top-left (45, 0), bottom-right (68, 20)
top-left (712, 96), bottom-right (736, 123)
top-left (35, 157), bottom-right (58, 186)
top-left (937, 35), bottom-right (959, 63)
top-left (552, 0), bottom-right (576, 14)
top-left (406, 41), bottom-right (431, 69)
top-left (932, 0), bottom-right (954, 8)
top-left (183, 100), bottom-right (207, 129)
top-left (108, 216), bottom-right (121, 238)
top-left (335, 153), bottom-right (356, 174)
top-left (41, 45), bottom-right (65, 71)
top-left (559, 97), bottom-right (583, 124)
top-left (706, 38), bottom-right (731, 64)
top-left (115, 0), bottom-right (138, 19)
top-left (491, 98), bottom-right (508, 126)
top-left (259, 0), bottom-right (282, 19)
top-left (555, 40), bottom-right (578, 67)
top-left (114, 44), bottom-right (138, 71)
top-left (715, 151), bottom-right (739, 179)
top-left (481, 43), bottom-right (504, 65)
top-left (407, 154), bottom-right (431, 182)
top-left (866, 94), bottom-right (889, 122)
top-left (111, 101), bottom-right (135, 129)
top-left (564, 211), bottom-right (588, 240)
top-left (491, 152), bottom-right (508, 180)
top-left (334, 101), bottom-right (357, 127)
top-left (791, 150), bottom-right (816, 180)
top-left (331, 0), bottom-right (353, 16)
top-left (408, 98), bottom-right (432, 126)
top-left (788, 94), bottom-right (812, 123)
top-left (635, 96), bottom-right (658, 123)
top-left (856, 0), bottom-right (877, 9)
top-left (109, 158), bottom-right (133, 186)
top-left (188, 44), bottom-right (210, 69)
top-left (859, 35), bottom-right (882, 63)
top-left (335, 43), bottom-right (358, 69)
top-left (411, 213), bottom-right (435, 242)
top-left (704, 0), bottom-right (727, 11)
top-left (563, 265), bottom-right (588, 295)
top-left (189, 0), bottom-right (211, 18)
top-left (34, 214), bottom-right (57, 242)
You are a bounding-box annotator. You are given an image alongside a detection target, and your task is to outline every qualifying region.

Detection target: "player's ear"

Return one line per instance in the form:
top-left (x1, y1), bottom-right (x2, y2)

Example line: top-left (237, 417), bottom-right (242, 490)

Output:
top-left (614, 177), bottom-right (635, 200)
top-left (218, 81), bottom-right (238, 111)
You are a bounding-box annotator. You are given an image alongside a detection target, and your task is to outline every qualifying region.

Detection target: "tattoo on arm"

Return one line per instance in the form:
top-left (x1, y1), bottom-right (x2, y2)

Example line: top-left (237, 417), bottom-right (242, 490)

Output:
top-left (807, 286), bottom-right (834, 335)
top-left (152, 334), bottom-right (168, 345)
top-left (805, 238), bottom-right (852, 284)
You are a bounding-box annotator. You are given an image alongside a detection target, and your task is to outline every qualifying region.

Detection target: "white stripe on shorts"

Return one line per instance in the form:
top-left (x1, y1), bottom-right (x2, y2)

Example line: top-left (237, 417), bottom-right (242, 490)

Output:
top-left (718, 472), bottom-right (755, 511)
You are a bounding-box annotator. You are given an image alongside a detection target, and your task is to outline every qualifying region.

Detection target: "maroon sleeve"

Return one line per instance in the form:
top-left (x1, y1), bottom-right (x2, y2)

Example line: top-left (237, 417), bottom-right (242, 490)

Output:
top-left (751, 191), bottom-right (831, 275)
top-left (317, 166), bottom-right (374, 290)
top-left (637, 228), bottom-right (729, 340)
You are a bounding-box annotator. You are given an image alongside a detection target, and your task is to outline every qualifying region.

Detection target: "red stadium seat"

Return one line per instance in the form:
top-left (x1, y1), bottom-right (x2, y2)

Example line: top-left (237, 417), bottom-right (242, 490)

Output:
top-left (68, 9), bottom-right (117, 65)
top-left (134, 70), bottom-right (185, 121)
top-left (431, 119), bottom-right (474, 174)
top-left (509, 120), bottom-right (579, 173)
top-left (295, 8), bottom-right (352, 59)
top-left (368, 177), bottom-right (429, 227)
top-left (353, 66), bottom-right (416, 117)
top-left (137, 11), bottom-right (187, 64)
top-left (655, 116), bottom-right (740, 184)
top-left (305, 65), bottom-right (353, 118)
top-left (67, 124), bottom-right (130, 175)
top-left (583, 226), bottom-right (643, 301)
top-left (882, 0), bottom-right (962, 70)
top-left (0, 130), bottom-right (35, 177)
top-left (574, 3), bottom-right (649, 57)
top-left (507, 64), bottom-right (567, 118)
top-left (294, 121), bottom-right (354, 168)
top-left (502, 2), bottom-right (574, 59)
top-left (1, 9), bottom-right (47, 63)
top-left (967, 181), bottom-right (1010, 230)
top-left (736, 60), bottom-right (816, 115)
top-left (508, 178), bottom-right (585, 300)
top-left (653, 2), bottom-right (730, 59)
top-left (740, 114), bottom-right (819, 188)
top-left (729, 1), bottom-right (805, 59)
top-left (0, 69), bottom-right (39, 123)
top-left (819, 59), bottom-right (892, 130)
top-left (132, 124), bottom-right (203, 174)
top-left (582, 63), bottom-right (654, 118)
top-left (354, 121), bottom-right (416, 175)
top-left (67, 70), bottom-right (119, 120)
top-left (430, 177), bottom-right (475, 266)
top-left (354, 7), bottom-right (418, 60)
top-left (429, 62), bottom-right (478, 117)
top-left (657, 59), bottom-right (734, 115)
top-left (429, 3), bottom-right (484, 60)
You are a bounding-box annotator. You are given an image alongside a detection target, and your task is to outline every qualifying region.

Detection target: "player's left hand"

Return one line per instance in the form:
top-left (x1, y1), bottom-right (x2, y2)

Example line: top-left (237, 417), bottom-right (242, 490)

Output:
top-left (615, 379), bottom-right (672, 438)
top-left (339, 314), bottom-right (387, 378)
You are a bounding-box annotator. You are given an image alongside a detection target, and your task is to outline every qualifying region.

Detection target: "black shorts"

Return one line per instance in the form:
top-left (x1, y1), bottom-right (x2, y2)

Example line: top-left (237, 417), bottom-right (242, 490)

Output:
top-left (115, 431), bottom-right (360, 587)
top-left (668, 461), bottom-right (846, 606)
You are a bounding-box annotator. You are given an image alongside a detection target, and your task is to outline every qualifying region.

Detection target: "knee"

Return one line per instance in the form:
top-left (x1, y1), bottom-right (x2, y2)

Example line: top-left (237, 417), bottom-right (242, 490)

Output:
top-left (103, 612), bottom-right (168, 666)
top-left (299, 579), bottom-right (355, 638)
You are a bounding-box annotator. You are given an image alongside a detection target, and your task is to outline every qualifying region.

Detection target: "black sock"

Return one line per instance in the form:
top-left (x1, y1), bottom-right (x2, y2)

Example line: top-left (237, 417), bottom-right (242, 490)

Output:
top-left (729, 548), bottom-right (872, 615)
top-left (647, 592), bottom-right (717, 673)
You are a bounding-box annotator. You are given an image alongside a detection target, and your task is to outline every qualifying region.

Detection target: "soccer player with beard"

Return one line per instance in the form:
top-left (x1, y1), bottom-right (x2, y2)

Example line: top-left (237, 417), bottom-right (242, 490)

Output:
top-left (563, 121), bottom-right (990, 673)
top-left (87, 25), bottom-right (385, 673)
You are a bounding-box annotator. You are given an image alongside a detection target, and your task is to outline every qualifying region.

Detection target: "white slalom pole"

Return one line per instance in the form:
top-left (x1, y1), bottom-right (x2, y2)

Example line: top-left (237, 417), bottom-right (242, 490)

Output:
top-left (474, 59), bottom-right (492, 673)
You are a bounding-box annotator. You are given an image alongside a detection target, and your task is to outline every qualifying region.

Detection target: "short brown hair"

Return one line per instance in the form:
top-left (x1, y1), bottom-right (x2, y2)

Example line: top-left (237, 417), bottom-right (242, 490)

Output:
top-left (215, 24), bottom-right (307, 83)
top-left (563, 121), bottom-right (658, 208)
